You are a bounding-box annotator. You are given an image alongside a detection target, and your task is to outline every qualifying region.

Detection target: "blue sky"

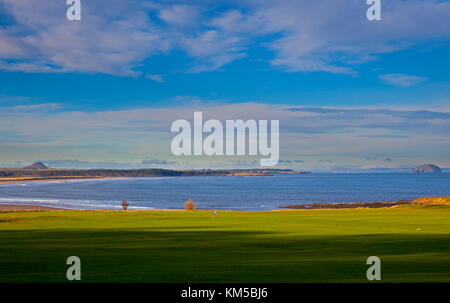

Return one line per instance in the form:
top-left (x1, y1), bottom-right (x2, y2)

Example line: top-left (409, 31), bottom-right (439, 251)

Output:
top-left (0, 0), bottom-right (449, 171)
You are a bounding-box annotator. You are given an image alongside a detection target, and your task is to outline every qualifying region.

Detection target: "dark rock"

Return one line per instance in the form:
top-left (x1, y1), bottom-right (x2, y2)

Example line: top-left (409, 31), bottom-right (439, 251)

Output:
top-left (411, 164), bottom-right (441, 174)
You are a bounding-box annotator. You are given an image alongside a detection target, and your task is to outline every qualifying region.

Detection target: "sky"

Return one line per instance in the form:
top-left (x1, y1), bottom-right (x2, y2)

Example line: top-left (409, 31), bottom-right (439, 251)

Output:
top-left (0, 0), bottom-right (449, 172)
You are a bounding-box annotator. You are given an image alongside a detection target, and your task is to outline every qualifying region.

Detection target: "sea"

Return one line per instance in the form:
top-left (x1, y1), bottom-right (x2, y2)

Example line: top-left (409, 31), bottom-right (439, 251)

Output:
top-left (0, 173), bottom-right (449, 210)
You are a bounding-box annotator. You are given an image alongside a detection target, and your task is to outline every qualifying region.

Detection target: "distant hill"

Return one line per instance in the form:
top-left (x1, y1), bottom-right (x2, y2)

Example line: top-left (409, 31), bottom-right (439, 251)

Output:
top-left (23, 162), bottom-right (48, 169)
top-left (411, 164), bottom-right (441, 174)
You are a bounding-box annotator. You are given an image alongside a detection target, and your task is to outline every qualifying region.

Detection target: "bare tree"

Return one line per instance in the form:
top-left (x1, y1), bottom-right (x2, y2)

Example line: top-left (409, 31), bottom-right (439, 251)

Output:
top-left (184, 199), bottom-right (196, 211)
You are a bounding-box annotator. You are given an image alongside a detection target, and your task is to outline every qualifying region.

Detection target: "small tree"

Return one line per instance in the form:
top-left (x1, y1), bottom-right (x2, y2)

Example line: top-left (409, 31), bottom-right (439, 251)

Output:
top-left (184, 199), bottom-right (196, 211)
top-left (121, 200), bottom-right (128, 210)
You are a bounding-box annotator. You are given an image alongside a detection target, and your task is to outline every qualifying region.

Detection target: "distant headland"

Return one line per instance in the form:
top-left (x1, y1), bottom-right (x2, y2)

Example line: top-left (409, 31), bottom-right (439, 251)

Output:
top-left (0, 162), bottom-right (311, 183)
top-left (23, 161), bottom-right (48, 169)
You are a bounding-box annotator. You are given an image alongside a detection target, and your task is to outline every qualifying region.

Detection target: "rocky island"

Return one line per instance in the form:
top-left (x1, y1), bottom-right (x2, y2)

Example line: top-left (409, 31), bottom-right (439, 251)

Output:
top-left (411, 164), bottom-right (442, 174)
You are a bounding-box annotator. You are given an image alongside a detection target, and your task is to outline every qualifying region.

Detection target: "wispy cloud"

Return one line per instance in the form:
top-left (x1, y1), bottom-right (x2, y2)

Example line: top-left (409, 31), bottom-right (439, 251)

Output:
top-left (141, 159), bottom-right (176, 165)
top-left (0, 102), bottom-right (448, 170)
top-left (43, 159), bottom-right (135, 169)
top-left (12, 103), bottom-right (63, 111)
top-left (158, 4), bottom-right (199, 27)
top-left (146, 74), bottom-right (164, 83)
top-left (283, 106), bottom-right (450, 135)
top-left (0, 0), bottom-right (449, 75)
top-left (380, 74), bottom-right (427, 87)
top-left (0, 0), bottom-right (165, 76)
top-left (204, 0), bottom-right (450, 74)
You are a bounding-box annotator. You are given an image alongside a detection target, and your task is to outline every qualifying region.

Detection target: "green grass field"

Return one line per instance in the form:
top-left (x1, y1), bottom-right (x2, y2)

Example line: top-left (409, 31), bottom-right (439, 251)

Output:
top-left (0, 206), bottom-right (449, 282)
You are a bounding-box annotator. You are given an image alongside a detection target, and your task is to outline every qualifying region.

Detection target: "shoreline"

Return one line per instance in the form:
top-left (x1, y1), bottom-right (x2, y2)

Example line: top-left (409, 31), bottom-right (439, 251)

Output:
top-left (1, 195), bottom-right (446, 212)
top-left (279, 200), bottom-right (411, 209)
top-left (0, 171), bottom-right (312, 185)
top-left (0, 201), bottom-right (411, 213)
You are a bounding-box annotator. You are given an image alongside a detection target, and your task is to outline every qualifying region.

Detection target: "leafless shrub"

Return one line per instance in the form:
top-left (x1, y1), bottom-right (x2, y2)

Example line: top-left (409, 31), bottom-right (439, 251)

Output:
top-left (184, 199), bottom-right (196, 211)
top-left (121, 200), bottom-right (128, 210)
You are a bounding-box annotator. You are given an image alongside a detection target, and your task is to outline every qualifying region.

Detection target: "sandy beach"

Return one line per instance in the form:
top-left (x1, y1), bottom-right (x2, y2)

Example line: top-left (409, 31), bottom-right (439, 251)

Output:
top-left (0, 176), bottom-right (134, 184)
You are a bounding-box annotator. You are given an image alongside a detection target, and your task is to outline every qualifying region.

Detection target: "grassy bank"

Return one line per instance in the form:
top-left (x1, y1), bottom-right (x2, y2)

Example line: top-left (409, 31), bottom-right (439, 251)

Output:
top-left (0, 206), bottom-right (449, 282)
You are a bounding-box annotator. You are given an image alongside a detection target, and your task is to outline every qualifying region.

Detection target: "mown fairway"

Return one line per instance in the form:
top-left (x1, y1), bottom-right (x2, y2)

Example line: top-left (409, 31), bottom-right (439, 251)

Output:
top-left (0, 206), bottom-right (449, 282)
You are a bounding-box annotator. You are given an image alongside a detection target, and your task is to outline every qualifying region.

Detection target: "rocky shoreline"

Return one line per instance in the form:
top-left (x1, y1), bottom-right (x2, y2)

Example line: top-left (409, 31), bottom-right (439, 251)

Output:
top-left (279, 200), bottom-right (411, 209)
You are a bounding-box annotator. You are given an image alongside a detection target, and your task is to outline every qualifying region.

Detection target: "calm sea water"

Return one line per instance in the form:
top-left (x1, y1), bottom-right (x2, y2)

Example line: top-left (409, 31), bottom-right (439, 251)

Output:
top-left (0, 173), bottom-right (449, 210)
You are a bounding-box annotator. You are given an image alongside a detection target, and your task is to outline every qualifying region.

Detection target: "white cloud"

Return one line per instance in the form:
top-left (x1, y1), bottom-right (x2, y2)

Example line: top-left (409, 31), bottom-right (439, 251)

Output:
top-left (181, 30), bottom-right (247, 73)
top-left (0, 102), bottom-right (449, 168)
top-left (12, 103), bottom-right (63, 111)
top-left (146, 74), bottom-right (164, 82)
top-left (250, 0), bottom-right (450, 73)
top-left (0, 0), bottom-right (449, 75)
top-left (379, 74), bottom-right (427, 87)
top-left (159, 5), bottom-right (199, 27)
top-left (141, 159), bottom-right (176, 165)
top-left (0, 0), bottom-right (165, 76)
